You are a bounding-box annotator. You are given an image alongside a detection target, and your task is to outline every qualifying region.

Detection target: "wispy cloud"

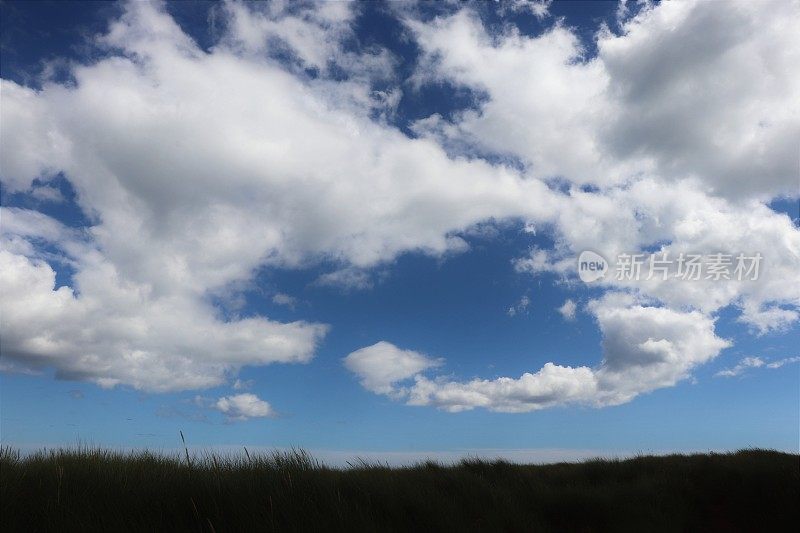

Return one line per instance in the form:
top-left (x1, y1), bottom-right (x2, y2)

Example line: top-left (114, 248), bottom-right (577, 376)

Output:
top-left (507, 295), bottom-right (530, 317)
top-left (715, 356), bottom-right (800, 378)
top-left (557, 299), bottom-right (577, 321)
top-left (271, 292), bottom-right (298, 309)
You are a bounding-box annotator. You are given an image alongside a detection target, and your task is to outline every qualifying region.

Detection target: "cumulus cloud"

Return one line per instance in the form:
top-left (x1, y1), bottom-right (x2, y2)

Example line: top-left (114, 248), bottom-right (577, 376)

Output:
top-left (599, 0), bottom-right (800, 199)
top-left (215, 393), bottom-right (274, 420)
top-left (408, 0), bottom-right (800, 199)
top-left (343, 341), bottom-right (443, 396)
top-left (0, 1), bottom-right (553, 391)
top-left (408, 0), bottom-right (800, 330)
top-left (407, 0), bottom-right (800, 342)
top-left (1, 0), bottom-right (797, 407)
top-left (219, 0), bottom-right (396, 82)
top-left (0, 243), bottom-right (327, 392)
top-left (513, 179), bottom-right (800, 333)
top-left (348, 295), bottom-right (730, 412)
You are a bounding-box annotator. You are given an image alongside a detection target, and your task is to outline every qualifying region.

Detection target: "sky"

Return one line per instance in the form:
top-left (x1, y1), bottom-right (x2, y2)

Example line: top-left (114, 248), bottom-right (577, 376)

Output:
top-left (0, 0), bottom-right (798, 464)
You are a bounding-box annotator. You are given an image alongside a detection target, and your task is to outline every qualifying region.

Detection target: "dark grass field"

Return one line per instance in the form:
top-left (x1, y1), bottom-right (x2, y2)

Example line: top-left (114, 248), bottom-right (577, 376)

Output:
top-left (1, 446), bottom-right (797, 532)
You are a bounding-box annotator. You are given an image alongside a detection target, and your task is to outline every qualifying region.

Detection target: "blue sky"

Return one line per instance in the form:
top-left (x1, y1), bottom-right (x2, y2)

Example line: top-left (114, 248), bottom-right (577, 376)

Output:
top-left (1, 0), bottom-right (798, 462)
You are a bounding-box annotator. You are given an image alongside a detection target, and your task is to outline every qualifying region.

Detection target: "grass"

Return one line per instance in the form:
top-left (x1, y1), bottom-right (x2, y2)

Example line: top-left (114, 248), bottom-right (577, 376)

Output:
top-left (1, 445), bottom-right (797, 531)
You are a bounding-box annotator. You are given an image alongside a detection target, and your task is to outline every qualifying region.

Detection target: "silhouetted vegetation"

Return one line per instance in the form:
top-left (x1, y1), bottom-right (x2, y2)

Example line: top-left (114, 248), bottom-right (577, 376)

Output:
top-left (1, 446), bottom-right (797, 531)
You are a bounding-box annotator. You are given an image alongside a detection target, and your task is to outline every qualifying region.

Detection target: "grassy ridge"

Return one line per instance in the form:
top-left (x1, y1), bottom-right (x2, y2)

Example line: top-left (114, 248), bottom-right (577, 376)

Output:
top-left (1, 447), bottom-right (797, 531)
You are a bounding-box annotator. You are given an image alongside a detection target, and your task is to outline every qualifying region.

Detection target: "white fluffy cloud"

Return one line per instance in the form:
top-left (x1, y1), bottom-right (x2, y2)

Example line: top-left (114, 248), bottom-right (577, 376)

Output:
top-left (343, 341), bottom-right (443, 396)
top-left (409, 0), bottom-right (800, 332)
top-left (513, 179), bottom-right (800, 333)
top-left (0, 1), bottom-right (553, 391)
top-left (396, 0), bottom-right (798, 409)
top-left (408, 0), bottom-right (800, 199)
top-left (348, 295), bottom-right (730, 412)
top-left (0, 225), bottom-right (326, 392)
top-left (219, 0), bottom-right (399, 81)
top-left (1, 0), bottom-right (797, 404)
top-left (215, 393), bottom-right (274, 420)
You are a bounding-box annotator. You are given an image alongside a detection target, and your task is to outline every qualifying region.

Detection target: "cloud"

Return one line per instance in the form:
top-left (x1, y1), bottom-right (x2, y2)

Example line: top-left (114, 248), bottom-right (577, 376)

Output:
top-left (343, 341), bottom-right (443, 396)
top-left (408, 0), bottom-right (800, 199)
top-left (349, 295), bottom-right (730, 412)
top-left (715, 355), bottom-right (800, 378)
top-left (507, 295), bottom-right (530, 317)
top-left (767, 357), bottom-right (800, 369)
top-left (215, 393), bottom-right (274, 420)
top-left (0, 0), bottom-right (797, 404)
top-left (599, 0), bottom-right (800, 199)
top-left (407, 0), bottom-right (800, 331)
top-left (0, 240), bottom-right (327, 392)
top-left (738, 303), bottom-right (799, 336)
top-left (219, 0), bottom-right (392, 80)
top-left (502, 0), bottom-right (552, 19)
top-left (314, 268), bottom-right (375, 291)
top-left (0, 1), bottom-right (554, 391)
top-left (30, 185), bottom-right (66, 203)
top-left (272, 292), bottom-right (298, 309)
top-left (557, 299), bottom-right (577, 321)
top-left (232, 378), bottom-right (254, 390)
top-left (513, 180), bottom-right (800, 333)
